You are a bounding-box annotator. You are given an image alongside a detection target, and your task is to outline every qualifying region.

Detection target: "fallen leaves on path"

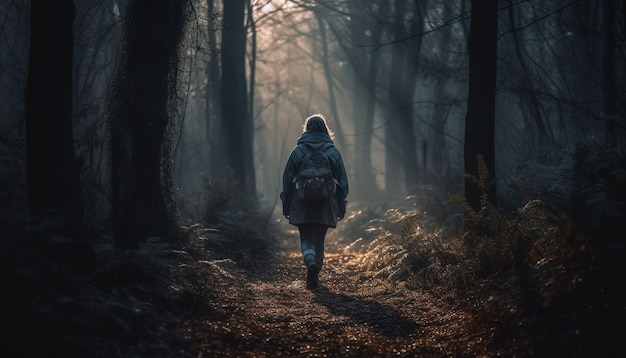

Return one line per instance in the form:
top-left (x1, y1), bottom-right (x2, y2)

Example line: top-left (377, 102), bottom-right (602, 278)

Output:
top-left (179, 229), bottom-right (508, 357)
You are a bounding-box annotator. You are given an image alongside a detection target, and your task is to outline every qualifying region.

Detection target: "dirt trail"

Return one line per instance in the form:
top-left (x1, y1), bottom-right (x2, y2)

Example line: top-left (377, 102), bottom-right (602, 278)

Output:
top-left (183, 227), bottom-right (490, 357)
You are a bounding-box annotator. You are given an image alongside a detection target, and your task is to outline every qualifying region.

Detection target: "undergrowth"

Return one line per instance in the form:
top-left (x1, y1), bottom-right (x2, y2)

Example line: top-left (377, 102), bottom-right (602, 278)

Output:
top-left (338, 148), bottom-right (626, 356)
top-left (177, 170), bottom-right (271, 268)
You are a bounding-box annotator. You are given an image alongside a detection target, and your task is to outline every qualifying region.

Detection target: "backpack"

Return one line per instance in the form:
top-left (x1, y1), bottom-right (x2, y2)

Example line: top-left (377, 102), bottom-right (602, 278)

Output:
top-left (296, 143), bottom-right (335, 203)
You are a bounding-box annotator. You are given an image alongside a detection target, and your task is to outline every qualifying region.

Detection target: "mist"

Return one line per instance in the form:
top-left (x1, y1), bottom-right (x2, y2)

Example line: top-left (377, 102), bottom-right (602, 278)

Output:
top-left (0, 1), bottom-right (624, 356)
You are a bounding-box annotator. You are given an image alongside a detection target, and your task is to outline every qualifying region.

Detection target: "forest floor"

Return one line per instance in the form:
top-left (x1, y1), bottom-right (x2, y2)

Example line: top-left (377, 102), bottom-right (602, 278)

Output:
top-left (167, 226), bottom-right (523, 357)
top-left (2, 221), bottom-right (524, 358)
top-left (6, 215), bottom-right (623, 357)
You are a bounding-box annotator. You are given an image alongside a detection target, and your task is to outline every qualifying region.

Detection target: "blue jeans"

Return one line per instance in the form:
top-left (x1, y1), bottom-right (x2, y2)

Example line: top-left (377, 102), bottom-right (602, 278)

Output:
top-left (298, 224), bottom-right (328, 270)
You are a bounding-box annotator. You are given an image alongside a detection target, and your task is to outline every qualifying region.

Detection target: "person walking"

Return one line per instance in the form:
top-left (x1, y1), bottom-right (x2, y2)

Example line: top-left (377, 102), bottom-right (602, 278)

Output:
top-left (281, 114), bottom-right (349, 290)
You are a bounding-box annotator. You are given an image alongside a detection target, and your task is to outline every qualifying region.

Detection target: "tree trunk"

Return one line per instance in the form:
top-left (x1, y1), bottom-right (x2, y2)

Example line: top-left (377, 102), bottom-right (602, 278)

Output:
top-left (348, 0), bottom-right (382, 200)
top-left (315, 11), bottom-right (347, 152)
top-left (222, 0), bottom-right (256, 198)
top-left (25, 0), bottom-right (84, 237)
top-left (400, 1), bottom-right (424, 193)
top-left (603, 0), bottom-right (617, 149)
top-left (508, 0), bottom-right (553, 147)
top-left (464, 0), bottom-right (498, 212)
top-left (385, 0), bottom-right (421, 197)
top-left (206, 0), bottom-right (225, 175)
top-left (430, 3), bottom-right (453, 178)
top-left (108, 0), bottom-right (186, 247)
top-left (385, 0), bottom-right (408, 197)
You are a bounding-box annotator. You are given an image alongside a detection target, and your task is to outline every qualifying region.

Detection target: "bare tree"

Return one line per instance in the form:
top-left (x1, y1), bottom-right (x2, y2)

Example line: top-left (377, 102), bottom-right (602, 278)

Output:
top-left (385, 0), bottom-right (423, 196)
top-left (430, 1), bottom-right (453, 178)
top-left (347, 0), bottom-right (384, 199)
top-left (463, 0), bottom-right (498, 211)
top-left (313, 8), bottom-right (347, 151)
top-left (221, 0), bottom-right (256, 198)
top-left (206, 0), bottom-right (225, 175)
top-left (603, 0), bottom-right (618, 149)
top-left (506, 0), bottom-right (553, 147)
top-left (25, 0), bottom-right (84, 237)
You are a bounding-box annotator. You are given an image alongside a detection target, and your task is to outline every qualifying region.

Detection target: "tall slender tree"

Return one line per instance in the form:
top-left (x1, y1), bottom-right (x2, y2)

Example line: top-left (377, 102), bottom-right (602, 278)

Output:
top-left (400, 0), bottom-right (424, 192)
top-left (314, 9), bottom-right (347, 152)
top-left (603, 0), bottom-right (617, 149)
top-left (25, 0), bottom-right (84, 237)
top-left (430, 1), bottom-right (453, 178)
top-left (507, 0), bottom-right (552, 147)
top-left (108, 0), bottom-right (187, 248)
top-left (206, 0), bottom-right (225, 176)
top-left (221, 0), bottom-right (256, 198)
top-left (385, 0), bottom-right (409, 197)
top-left (347, 0), bottom-right (383, 199)
top-left (464, 0), bottom-right (498, 211)
top-left (385, 0), bottom-right (422, 196)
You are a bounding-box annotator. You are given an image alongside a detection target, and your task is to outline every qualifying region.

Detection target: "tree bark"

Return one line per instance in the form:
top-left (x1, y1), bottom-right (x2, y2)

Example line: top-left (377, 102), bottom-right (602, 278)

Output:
top-left (25, 0), bottom-right (84, 237)
top-left (108, 0), bottom-right (186, 247)
top-left (464, 0), bottom-right (498, 211)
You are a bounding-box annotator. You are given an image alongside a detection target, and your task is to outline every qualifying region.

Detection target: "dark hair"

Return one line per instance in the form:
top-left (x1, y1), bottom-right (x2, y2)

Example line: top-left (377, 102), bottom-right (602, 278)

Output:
top-left (303, 114), bottom-right (334, 138)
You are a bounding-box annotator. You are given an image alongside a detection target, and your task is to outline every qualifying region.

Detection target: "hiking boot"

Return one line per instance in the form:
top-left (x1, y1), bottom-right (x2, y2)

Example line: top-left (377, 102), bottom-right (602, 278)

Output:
top-left (306, 264), bottom-right (319, 290)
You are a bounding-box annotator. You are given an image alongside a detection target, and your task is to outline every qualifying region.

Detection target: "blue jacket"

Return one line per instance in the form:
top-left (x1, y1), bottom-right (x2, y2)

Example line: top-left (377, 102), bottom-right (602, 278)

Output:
top-left (281, 132), bottom-right (349, 227)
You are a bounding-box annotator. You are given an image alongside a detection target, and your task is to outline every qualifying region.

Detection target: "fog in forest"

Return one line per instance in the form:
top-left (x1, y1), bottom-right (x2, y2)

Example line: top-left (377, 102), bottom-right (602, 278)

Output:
top-left (2, 0), bottom-right (622, 231)
top-left (1, 1), bottom-right (625, 356)
top-left (171, 0), bottom-right (621, 223)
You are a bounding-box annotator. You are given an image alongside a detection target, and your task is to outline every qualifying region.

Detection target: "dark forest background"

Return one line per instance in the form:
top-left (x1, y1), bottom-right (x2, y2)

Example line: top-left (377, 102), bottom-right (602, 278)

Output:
top-left (1, 0), bottom-right (625, 356)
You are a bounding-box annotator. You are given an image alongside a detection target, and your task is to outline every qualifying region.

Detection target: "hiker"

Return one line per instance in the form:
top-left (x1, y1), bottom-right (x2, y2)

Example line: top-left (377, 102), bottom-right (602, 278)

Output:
top-left (280, 114), bottom-right (349, 290)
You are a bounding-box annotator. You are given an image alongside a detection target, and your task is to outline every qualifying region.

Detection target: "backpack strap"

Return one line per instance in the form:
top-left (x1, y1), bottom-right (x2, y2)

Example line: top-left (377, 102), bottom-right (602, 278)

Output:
top-left (320, 142), bottom-right (334, 153)
top-left (292, 144), bottom-right (309, 186)
top-left (297, 143), bottom-right (310, 155)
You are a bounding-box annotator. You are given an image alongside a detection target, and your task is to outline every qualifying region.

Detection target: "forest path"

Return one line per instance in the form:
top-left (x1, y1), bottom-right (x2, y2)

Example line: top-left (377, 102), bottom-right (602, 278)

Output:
top-left (184, 227), bottom-right (486, 357)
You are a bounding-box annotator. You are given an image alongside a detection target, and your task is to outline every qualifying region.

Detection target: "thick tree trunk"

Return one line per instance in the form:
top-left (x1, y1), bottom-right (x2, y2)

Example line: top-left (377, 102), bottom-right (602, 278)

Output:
top-left (108, 0), bottom-right (185, 247)
top-left (25, 0), bottom-right (84, 237)
top-left (222, 0), bottom-right (256, 198)
top-left (464, 0), bottom-right (498, 212)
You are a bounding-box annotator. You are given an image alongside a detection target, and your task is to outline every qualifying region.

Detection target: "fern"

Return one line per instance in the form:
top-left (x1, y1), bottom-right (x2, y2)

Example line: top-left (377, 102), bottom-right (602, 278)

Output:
top-left (450, 155), bottom-right (492, 222)
top-left (450, 193), bottom-right (479, 221)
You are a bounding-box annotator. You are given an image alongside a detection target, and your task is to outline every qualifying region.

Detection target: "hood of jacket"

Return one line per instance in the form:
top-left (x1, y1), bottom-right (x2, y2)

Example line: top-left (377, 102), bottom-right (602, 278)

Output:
top-left (296, 131), bottom-right (333, 150)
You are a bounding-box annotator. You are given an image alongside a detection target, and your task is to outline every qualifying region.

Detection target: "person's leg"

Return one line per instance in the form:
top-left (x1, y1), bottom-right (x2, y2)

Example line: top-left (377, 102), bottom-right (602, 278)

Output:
top-left (313, 225), bottom-right (328, 271)
top-left (299, 224), bottom-right (323, 290)
top-left (298, 224), bottom-right (317, 269)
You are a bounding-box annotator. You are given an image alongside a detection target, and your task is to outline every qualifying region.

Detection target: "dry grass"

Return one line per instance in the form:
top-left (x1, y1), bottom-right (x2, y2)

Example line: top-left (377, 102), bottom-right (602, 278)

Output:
top-left (337, 185), bottom-right (625, 356)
